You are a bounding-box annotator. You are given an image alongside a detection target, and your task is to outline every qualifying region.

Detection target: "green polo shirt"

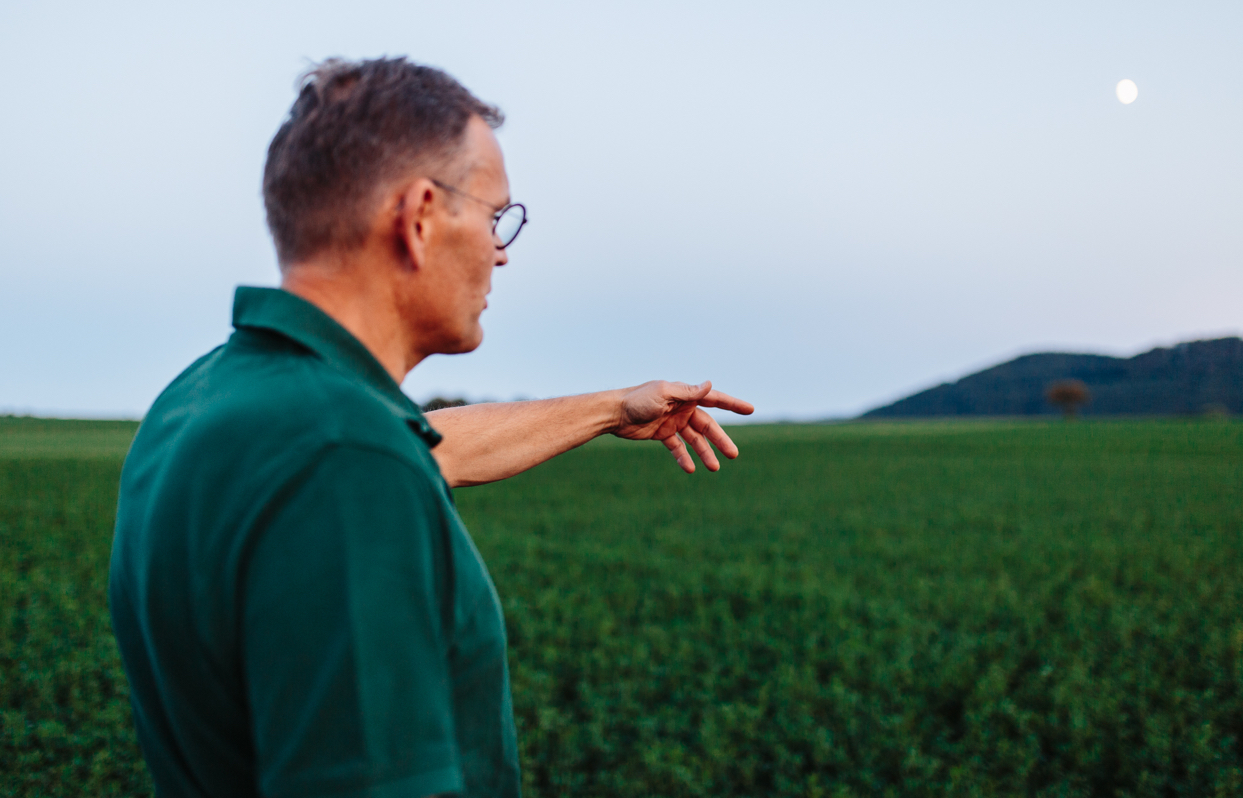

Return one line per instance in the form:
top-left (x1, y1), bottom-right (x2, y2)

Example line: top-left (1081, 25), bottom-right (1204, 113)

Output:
top-left (109, 286), bottom-right (520, 798)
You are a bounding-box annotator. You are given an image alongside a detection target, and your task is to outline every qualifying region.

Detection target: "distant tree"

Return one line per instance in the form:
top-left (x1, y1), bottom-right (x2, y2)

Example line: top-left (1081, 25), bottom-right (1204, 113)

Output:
top-left (1201, 403), bottom-right (1230, 421)
top-left (421, 397), bottom-right (469, 412)
top-left (1045, 380), bottom-right (1091, 420)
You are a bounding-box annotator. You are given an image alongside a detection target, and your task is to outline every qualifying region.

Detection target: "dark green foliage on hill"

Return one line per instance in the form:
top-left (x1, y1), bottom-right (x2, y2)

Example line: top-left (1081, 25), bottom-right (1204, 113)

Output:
top-left (420, 396), bottom-right (469, 412)
top-left (3, 417), bottom-right (1243, 796)
top-left (864, 336), bottom-right (1243, 418)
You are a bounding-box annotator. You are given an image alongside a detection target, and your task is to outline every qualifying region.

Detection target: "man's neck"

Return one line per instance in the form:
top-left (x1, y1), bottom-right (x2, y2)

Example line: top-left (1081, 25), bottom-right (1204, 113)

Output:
top-left (279, 257), bottom-right (421, 385)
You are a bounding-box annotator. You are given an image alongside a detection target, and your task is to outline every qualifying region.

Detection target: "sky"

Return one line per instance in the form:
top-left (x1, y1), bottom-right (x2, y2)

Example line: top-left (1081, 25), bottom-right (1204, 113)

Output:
top-left (2, 1), bottom-right (1240, 420)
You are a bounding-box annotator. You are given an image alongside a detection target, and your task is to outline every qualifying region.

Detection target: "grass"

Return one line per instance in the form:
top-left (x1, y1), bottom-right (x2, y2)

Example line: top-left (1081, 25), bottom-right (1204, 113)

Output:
top-left (1, 419), bottom-right (145, 795)
top-left (0, 417), bottom-right (138, 460)
top-left (2, 416), bottom-right (1241, 796)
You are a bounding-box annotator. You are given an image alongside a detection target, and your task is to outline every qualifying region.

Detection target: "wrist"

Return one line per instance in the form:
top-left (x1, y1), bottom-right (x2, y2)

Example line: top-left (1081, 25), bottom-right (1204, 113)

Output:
top-left (599, 388), bottom-right (628, 437)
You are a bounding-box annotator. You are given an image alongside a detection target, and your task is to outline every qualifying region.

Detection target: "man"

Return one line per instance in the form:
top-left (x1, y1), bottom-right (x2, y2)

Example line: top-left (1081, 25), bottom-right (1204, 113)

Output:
top-left (110, 57), bottom-right (753, 798)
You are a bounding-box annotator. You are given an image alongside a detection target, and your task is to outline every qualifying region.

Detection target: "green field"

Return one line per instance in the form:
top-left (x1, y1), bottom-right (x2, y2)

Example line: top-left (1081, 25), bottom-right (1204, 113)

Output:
top-left (3, 416), bottom-right (1241, 796)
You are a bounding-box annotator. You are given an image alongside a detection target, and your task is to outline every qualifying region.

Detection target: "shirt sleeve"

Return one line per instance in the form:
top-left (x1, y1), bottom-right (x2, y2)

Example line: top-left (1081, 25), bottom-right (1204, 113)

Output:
top-left (242, 444), bottom-right (463, 798)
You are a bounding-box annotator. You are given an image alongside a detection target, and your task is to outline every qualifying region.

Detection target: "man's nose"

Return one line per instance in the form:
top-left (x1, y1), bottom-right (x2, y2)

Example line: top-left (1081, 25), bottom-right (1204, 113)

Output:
top-left (494, 246), bottom-right (509, 267)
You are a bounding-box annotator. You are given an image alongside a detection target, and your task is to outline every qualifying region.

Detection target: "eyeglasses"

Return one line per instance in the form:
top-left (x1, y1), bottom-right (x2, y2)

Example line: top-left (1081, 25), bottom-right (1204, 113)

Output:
top-left (431, 178), bottom-right (528, 249)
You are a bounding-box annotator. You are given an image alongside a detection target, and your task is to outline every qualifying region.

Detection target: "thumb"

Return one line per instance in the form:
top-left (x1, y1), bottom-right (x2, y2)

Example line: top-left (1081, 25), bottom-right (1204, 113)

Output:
top-left (671, 380), bottom-right (712, 402)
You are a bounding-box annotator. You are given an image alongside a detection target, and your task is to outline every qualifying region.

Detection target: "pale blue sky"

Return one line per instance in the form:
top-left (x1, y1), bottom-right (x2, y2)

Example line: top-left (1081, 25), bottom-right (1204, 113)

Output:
top-left (2, 1), bottom-right (1240, 419)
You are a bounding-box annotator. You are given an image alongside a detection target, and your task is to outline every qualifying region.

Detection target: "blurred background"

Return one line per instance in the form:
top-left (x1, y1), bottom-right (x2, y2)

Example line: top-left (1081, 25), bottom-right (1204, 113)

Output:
top-left (1, 0), bottom-right (1239, 420)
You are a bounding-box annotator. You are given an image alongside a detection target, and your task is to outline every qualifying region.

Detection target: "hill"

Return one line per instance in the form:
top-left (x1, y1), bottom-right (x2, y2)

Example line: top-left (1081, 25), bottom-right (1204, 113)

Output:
top-left (863, 336), bottom-right (1243, 418)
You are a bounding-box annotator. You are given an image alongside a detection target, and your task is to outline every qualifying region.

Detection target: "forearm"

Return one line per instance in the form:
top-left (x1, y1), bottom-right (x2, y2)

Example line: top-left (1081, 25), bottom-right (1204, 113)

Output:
top-left (426, 390), bottom-right (625, 488)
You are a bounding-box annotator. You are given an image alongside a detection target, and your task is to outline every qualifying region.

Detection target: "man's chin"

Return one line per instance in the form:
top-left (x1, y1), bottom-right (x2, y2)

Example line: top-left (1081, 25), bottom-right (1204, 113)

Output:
top-left (438, 328), bottom-right (484, 356)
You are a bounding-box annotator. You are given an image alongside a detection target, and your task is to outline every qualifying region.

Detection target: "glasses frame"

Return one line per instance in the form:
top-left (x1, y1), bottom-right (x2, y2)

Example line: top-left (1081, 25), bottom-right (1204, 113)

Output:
top-left (430, 178), bottom-right (527, 249)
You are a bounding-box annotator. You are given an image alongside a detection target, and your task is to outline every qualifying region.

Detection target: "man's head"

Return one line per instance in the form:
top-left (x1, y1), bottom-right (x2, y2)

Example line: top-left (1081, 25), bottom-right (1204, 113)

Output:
top-left (263, 57), bottom-right (503, 266)
top-left (264, 57), bottom-right (512, 363)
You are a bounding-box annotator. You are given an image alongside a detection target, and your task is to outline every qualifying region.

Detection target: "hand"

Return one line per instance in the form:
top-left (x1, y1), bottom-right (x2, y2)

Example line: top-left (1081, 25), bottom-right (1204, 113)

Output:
top-left (613, 381), bottom-right (755, 473)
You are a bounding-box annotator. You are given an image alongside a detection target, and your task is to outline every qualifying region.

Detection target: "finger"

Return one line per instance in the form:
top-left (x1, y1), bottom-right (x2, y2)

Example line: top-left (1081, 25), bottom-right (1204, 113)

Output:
top-left (679, 423), bottom-right (721, 472)
top-left (662, 380), bottom-right (713, 404)
top-left (690, 407), bottom-right (740, 460)
top-left (696, 389), bottom-right (755, 415)
top-left (661, 434), bottom-right (695, 474)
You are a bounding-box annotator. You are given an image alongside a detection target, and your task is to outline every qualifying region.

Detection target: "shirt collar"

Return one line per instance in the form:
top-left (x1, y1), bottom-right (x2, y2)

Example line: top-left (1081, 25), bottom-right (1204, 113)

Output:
top-left (231, 286), bottom-right (442, 448)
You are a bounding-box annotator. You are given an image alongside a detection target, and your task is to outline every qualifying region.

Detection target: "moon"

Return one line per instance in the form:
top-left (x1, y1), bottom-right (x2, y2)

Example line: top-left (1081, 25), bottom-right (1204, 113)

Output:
top-left (1116, 79), bottom-right (1138, 105)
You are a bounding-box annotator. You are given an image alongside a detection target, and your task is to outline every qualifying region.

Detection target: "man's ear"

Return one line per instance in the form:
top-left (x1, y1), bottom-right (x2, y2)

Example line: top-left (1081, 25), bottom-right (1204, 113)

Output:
top-left (395, 178), bottom-right (438, 271)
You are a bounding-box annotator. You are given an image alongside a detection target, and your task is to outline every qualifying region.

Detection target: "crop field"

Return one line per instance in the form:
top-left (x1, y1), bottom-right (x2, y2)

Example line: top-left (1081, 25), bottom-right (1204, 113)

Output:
top-left (2, 416), bottom-right (1242, 796)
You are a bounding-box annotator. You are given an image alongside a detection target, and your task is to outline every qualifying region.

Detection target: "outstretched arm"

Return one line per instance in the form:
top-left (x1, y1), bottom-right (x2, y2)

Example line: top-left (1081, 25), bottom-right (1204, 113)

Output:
top-left (426, 381), bottom-right (754, 488)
